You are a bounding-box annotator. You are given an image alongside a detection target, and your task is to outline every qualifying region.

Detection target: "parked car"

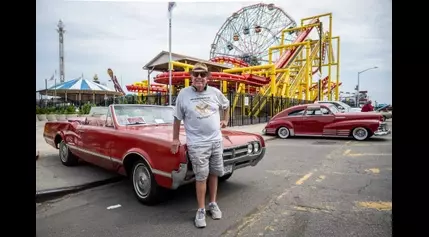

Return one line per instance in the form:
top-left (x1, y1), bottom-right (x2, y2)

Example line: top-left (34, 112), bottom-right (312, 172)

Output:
top-left (262, 103), bottom-right (390, 141)
top-left (375, 105), bottom-right (392, 121)
top-left (43, 104), bottom-right (266, 205)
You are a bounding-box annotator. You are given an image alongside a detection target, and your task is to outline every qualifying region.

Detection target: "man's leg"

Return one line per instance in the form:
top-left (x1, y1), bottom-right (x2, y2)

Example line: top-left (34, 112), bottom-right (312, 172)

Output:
top-left (208, 141), bottom-right (224, 220)
top-left (187, 143), bottom-right (211, 228)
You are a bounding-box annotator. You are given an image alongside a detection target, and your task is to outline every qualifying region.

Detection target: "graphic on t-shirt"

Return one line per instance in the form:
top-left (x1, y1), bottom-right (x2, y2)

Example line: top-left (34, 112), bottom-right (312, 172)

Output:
top-left (194, 101), bottom-right (217, 119)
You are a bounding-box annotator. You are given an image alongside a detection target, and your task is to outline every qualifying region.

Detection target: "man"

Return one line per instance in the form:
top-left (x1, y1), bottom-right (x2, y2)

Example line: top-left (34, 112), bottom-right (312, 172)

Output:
top-left (361, 100), bottom-right (374, 112)
top-left (171, 62), bottom-right (230, 228)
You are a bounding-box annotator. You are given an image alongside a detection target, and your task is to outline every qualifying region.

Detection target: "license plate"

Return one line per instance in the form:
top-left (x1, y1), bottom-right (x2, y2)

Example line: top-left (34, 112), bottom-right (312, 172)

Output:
top-left (224, 165), bottom-right (233, 174)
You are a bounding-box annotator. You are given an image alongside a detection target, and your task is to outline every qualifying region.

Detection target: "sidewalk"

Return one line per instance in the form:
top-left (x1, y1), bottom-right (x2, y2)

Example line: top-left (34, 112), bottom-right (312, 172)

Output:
top-left (36, 122), bottom-right (272, 194)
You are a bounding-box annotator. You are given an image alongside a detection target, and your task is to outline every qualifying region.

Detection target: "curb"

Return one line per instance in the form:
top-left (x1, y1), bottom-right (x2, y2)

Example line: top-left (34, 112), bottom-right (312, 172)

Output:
top-left (35, 176), bottom-right (124, 203)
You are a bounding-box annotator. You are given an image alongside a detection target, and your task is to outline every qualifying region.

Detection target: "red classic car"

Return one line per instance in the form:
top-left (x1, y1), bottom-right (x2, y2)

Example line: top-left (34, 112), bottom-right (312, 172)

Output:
top-left (262, 104), bottom-right (391, 141)
top-left (43, 104), bottom-right (266, 205)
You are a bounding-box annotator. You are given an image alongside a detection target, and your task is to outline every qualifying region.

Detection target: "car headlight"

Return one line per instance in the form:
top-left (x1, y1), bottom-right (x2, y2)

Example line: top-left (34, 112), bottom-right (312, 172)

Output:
top-left (253, 142), bottom-right (260, 153)
top-left (247, 143), bottom-right (253, 153)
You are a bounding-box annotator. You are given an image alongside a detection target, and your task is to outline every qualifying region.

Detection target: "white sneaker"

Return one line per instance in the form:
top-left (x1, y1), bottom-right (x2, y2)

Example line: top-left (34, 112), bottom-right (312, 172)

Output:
top-left (208, 202), bottom-right (222, 220)
top-left (194, 208), bottom-right (206, 228)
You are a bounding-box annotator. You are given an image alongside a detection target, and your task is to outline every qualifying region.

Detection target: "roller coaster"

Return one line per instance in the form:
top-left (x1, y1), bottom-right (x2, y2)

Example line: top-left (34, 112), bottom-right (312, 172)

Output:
top-left (126, 3), bottom-right (341, 117)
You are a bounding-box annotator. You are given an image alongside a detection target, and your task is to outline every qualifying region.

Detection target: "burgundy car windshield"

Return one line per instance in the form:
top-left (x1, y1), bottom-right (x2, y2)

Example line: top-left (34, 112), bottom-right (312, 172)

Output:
top-left (113, 105), bottom-right (175, 125)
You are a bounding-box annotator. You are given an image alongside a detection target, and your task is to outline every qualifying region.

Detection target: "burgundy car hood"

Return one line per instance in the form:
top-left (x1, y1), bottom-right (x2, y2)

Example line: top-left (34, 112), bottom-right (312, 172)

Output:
top-left (122, 125), bottom-right (258, 147)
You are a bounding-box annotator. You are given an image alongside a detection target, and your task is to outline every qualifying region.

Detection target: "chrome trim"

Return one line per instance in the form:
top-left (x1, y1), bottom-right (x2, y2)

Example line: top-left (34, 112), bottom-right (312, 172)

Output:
top-left (122, 151), bottom-right (172, 178)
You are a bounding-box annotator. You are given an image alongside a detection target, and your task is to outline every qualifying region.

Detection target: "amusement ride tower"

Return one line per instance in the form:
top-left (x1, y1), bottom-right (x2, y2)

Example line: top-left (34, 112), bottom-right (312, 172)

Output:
top-left (57, 20), bottom-right (65, 83)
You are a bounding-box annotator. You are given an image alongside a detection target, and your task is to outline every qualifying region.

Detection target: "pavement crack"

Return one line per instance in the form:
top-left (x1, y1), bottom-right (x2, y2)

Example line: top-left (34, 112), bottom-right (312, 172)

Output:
top-left (358, 179), bottom-right (373, 194)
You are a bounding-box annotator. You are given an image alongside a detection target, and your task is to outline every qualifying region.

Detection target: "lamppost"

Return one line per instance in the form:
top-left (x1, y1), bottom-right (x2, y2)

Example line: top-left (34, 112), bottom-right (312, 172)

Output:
top-left (356, 66), bottom-right (378, 106)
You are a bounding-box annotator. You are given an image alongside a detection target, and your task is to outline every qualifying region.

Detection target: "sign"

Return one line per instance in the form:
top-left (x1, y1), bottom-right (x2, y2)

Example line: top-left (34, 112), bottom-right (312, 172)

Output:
top-left (244, 96), bottom-right (249, 106)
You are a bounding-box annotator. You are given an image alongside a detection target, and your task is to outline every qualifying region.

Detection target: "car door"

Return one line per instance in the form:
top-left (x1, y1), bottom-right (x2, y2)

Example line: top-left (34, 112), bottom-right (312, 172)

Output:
top-left (79, 110), bottom-right (115, 171)
top-left (284, 109), bottom-right (306, 134)
top-left (301, 107), bottom-right (335, 135)
top-left (69, 123), bottom-right (94, 162)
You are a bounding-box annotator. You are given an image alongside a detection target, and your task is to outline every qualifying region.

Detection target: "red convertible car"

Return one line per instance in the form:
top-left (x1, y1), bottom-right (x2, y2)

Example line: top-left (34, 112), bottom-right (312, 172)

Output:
top-left (43, 104), bottom-right (266, 205)
top-left (263, 104), bottom-right (391, 141)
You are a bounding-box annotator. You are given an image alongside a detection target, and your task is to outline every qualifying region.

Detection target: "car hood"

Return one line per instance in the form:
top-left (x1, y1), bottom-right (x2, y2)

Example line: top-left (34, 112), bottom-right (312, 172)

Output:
top-left (122, 125), bottom-right (261, 148)
top-left (337, 112), bottom-right (382, 120)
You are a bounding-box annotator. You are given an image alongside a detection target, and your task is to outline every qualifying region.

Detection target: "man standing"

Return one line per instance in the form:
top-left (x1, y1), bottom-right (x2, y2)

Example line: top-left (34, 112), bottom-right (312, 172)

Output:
top-left (361, 100), bottom-right (374, 112)
top-left (171, 62), bottom-right (230, 228)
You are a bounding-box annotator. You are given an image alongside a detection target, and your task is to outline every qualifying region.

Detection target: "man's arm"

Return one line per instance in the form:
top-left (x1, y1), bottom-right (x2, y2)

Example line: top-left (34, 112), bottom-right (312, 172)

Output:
top-left (173, 117), bottom-right (181, 140)
top-left (217, 89), bottom-right (230, 123)
top-left (173, 93), bottom-right (184, 141)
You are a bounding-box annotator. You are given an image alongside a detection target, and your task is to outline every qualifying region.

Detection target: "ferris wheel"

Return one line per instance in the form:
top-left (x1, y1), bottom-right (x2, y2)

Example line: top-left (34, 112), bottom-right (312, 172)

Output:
top-left (209, 3), bottom-right (298, 66)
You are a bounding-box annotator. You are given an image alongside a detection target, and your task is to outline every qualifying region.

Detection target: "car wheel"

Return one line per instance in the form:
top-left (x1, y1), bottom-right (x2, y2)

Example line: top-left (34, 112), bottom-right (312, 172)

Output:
top-left (219, 173), bottom-right (233, 182)
top-left (131, 160), bottom-right (162, 205)
top-left (277, 127), bottom-right (290, 139)
top-left (59, 140), bottom-right (78, 166)
top-left (352, 127), bottom-right (369, 141)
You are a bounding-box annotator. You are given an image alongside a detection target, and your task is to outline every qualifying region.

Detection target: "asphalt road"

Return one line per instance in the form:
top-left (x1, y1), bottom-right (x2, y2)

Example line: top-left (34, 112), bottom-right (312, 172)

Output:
top-left (36, 122), bottom-right (392, 237)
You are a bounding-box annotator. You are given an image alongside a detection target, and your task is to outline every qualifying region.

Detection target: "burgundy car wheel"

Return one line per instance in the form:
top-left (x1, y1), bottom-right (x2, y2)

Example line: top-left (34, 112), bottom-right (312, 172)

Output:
top-left (277, 127), bottom-right (290, 139)
top-left (352, 127), bottom-right (369, 141)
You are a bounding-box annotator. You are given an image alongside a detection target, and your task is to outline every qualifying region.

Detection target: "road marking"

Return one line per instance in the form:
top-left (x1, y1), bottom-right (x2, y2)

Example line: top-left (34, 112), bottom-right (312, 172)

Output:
top-left (365, 168), bottom-right (380, 174)
top-left (295, 172), bottom-right (313, 185)
top-left (107, 204), bottom-right (121, 210)
top-left (356, 201), bottom-right (392, 211)
top-left (291, 205), bottom-right (333, 213)
top-left (264, 225), bottom-right (275, 231)
top-left (347, 153), bottom-right (392, 157)
top-left (343, 149), bottom-right (391, 157)
top-left (316, 175), bottom-right (326, 182)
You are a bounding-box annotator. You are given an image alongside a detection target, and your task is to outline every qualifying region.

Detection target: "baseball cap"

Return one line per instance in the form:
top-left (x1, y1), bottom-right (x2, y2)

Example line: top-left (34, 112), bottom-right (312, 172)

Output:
top-left (192, 62), bottom-right (208, 72)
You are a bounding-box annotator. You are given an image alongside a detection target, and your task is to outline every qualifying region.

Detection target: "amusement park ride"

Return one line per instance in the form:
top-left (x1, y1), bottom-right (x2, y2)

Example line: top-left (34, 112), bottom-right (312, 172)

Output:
top-left (124, 3), bottom-right (341, 116)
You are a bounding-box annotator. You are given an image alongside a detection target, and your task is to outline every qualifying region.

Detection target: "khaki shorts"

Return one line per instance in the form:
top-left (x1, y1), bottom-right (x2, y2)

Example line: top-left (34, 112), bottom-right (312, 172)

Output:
top-left (187, 141), bottom-right (224, 181)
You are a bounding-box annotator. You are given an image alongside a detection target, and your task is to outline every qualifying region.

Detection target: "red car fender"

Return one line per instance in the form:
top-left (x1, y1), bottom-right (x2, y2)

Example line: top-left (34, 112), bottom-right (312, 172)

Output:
top-left (122, 147), bottom-right (153, 169)
top-left (324, 120), bottom-right (380, 133)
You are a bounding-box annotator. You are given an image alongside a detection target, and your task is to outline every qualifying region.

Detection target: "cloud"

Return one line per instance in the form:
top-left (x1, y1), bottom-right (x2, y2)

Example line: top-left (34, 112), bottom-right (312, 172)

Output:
top-left (36, 0), bottom-right (392, 103)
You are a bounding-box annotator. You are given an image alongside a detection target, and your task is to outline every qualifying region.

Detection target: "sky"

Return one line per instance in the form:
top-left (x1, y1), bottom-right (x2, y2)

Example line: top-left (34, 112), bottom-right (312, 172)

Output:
top-left (36, 0), bottom-right (392, 104)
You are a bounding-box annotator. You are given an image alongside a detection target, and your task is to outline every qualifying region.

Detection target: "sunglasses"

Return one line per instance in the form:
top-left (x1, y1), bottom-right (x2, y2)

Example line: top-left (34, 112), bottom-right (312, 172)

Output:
top-left (191, 71), bottom-right (208, 78)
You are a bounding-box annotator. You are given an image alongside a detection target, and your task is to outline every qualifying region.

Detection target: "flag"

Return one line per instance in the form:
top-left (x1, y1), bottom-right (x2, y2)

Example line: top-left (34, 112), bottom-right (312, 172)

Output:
top-left (168, 2), bottom-right (176, 12)
top-left (48, 74), bottom-right (54, 81)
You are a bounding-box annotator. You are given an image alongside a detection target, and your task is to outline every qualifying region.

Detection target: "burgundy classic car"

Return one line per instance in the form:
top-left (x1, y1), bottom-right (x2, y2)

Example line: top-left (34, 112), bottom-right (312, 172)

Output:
top-left (43, 104), bottom-right (266, 205)
top-left (263, 104), bottom-right (391, 141)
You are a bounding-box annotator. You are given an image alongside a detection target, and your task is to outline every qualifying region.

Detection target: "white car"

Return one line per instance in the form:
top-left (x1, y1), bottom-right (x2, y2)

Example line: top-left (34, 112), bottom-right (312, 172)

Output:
top-left (315, 101), bottom-right (360, 113)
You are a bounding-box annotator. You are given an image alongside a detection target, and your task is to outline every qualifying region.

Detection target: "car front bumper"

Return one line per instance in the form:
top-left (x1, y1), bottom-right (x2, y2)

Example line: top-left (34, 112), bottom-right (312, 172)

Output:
top-left (170, 147), bottom-right (266, 189)
top-left (374, 122), bottom-right (391, 136)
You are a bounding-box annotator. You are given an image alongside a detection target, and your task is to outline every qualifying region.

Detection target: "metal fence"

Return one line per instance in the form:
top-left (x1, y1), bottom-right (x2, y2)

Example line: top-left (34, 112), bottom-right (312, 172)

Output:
top-left (36, 92), bottom-right (312, 126)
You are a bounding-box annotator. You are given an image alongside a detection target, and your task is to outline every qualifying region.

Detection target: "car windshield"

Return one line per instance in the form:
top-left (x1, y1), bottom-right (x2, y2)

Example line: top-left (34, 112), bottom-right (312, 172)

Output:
top-left (336, 101), bottom-right (352, 111)
top-left (113, 105), bottom-right (174, 125)
top-left (89, 107), bottom-right (108, 117)
top-left (326, 104), bottom-right (339, 114)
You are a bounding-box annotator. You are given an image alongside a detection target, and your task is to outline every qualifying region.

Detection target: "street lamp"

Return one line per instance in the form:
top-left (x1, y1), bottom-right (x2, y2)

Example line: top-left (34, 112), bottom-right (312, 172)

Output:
top-left (356, 66), bottom-right (378, 106)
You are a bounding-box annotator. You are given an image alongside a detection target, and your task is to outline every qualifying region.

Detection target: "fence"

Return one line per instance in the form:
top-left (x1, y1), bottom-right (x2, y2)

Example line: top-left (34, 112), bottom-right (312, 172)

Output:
top-left (36, 92), bottom-right (312, 126)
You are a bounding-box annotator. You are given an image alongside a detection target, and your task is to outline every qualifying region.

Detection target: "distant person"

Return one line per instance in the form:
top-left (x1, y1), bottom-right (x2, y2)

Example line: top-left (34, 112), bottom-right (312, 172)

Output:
top-left (361, 100), bottom-right (374, 112)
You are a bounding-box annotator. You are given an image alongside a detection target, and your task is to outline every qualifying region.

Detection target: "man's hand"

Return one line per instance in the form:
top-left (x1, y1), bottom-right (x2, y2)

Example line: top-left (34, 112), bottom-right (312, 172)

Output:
top-left (171, 139), bottom-right (181, 154)
top-left (220, 120), bottom-right (228, 128)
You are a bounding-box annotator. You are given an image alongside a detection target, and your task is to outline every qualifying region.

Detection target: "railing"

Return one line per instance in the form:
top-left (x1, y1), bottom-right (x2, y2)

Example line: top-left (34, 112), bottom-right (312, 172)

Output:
top-left (36, 92), bottom-right (311, 126)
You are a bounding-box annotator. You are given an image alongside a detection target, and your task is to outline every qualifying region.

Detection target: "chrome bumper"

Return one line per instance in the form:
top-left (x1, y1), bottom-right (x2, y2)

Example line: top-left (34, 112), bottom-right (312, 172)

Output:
top-left (374, 122), bottom-right (391, 136)
top-left (374, 129), bottom-right (391, 136)
top-left (170, 147), bottom-right (266, 189)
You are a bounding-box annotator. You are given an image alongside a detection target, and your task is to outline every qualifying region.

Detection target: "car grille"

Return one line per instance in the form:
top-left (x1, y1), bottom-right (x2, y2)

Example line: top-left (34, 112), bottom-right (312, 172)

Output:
top-left (223, 145), bottom-right (248, 160)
